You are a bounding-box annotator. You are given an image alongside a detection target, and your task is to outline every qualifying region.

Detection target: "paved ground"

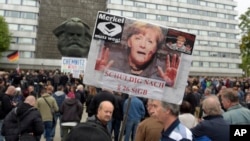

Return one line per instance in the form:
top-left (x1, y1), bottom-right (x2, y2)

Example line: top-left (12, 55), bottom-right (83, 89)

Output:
top-left (41, 109), bottom-right (88, 141)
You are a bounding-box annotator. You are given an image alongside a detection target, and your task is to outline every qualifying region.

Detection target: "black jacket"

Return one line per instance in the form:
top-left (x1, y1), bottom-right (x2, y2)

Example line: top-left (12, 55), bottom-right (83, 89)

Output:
top-left (1, 103), bottom-right (44, 141)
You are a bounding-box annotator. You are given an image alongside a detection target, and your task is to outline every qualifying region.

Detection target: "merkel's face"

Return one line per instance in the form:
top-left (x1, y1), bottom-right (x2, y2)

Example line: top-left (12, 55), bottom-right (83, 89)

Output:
top-left (176, 39), bottom-right (185, 48)
top-left (127, 28), bottom-right (158, 66)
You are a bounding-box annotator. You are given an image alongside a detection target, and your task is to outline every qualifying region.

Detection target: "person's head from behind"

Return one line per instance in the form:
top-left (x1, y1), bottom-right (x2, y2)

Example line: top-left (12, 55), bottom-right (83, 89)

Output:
top-left (97, 101), bottom-right (114, 125)
top-left (180, 100), bottom-right (192, 114)
top-left (202, 95), bottom-right (222, 116)
top-left (53, 17), bottom-right (91, 57)
top-left (65, 122), bottom-right (111, 141)
top-left (149, 99), bottom-right (179, 124)
top-left (221, 88), bottom-right (239, 110)
top-left (5, 85), bottom-right (16, 96)
top-left (126, 21), bottom-right (164, 68)
top-left (25, 95), bottom-right (36, 107)
top-left (176, 35), bottom-right (186, 48)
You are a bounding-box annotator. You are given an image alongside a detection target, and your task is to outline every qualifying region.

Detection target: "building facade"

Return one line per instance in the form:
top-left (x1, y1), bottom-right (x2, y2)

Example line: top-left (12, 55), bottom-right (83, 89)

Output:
top-left (0, 0), bottom-right (243, 76)
top-left (106, 0), bottom-right (242, 76)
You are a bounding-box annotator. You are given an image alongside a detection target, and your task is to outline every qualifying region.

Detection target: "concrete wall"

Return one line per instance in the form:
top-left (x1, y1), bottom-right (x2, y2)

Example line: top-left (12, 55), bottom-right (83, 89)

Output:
top-left (36, 0), bottom-right (106, 59)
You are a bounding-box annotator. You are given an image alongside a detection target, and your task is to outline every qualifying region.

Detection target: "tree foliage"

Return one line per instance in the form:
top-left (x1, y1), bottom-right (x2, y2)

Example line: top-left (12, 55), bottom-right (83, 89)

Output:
top-left (239, 8), bottom-right (250, 76)
top-left (0, 16), bottom-right (11, 56)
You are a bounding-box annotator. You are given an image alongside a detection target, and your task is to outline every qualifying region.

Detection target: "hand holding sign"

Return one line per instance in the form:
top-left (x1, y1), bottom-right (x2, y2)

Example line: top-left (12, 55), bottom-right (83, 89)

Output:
top-left (157, 54), bottom-right (179, 86)
top-left (95, 47), bottom-right (114, 71)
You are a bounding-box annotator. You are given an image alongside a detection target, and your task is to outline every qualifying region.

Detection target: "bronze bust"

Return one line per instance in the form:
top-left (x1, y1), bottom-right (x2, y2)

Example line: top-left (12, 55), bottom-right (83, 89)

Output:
top-left (53, 18), bottom-right (91, 58)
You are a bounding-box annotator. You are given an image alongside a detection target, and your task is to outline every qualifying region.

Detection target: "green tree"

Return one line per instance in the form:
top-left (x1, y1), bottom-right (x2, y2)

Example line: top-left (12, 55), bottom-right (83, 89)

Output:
top-left (239, 8), bottom-right (250, 76)
top-left (0, 16), bottom-right (11, 56)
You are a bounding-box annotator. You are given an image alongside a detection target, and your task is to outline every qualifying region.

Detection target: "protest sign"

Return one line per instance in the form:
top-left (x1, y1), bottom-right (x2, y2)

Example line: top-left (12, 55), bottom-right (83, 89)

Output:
top-left (84, 11), bottom-right (196, 104)
top-left (61, 57), bottom-right (86, 78)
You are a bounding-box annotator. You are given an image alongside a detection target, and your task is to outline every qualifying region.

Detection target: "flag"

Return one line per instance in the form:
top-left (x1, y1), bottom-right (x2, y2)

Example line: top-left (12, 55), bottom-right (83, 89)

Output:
top-left (7, 51), bottom-right (19, 62)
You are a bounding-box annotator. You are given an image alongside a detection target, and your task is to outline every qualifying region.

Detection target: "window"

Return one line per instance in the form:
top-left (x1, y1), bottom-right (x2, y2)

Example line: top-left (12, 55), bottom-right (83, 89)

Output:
top-left (228, 43), bottom-right (236, 48)
top-left (109, 10), bottom-right (122, 16)
top-left (208, 31), bottom-right (218, 37)
top-left (189, 29), bottom-right (198, 35)
top-left (147, 14), bottom-right (156, 20)
top-left (187, 0), bottom-right (198, 5)
top-left (134, 12), bottom-right (146, 19)
top-left (123, 0), bottom-right (133, 6)
top-left (231, 53), bottom-right (239, 58)
top-left (208, 22), bottom-right (216, 27)
top-left (200, 1), bottom-right (206, 6)
top-left (207, 2), bottom-right (215, 8)
top-left (210, 62), bottom-right (219, 67)
top-left (22, 0), bottom-right (37, 6)
top-left (229, 64), bottom-right (237, 68)
top-left (220, 33), bottom-right (226, 38)
top-left (0, 0), bottom-right (5, 4)
top-left (179, 0), bottom-right (187, 3)
top-left (179, 8), bottom-right (187, 12)
top-left (0, 10), bottom-right (4, 16)
top-left (157, 5), bottom-right (167, 10)
top-left (5, 11), bottom-right (20, 18)
top-left (8, 0), bottom-right (21, 5)
top-left (218, 42), bottom-right (226, 48)
top-left (228, 24), bottom-right (235, 29)
top-left (210, 52), bottom-right (218, 57)
top-left (20, 25), bottom-right (34, 31)
top-left (200, 40), bottom-right (208, 46)
top-left (18, 37), bottom-right (34, 44)
top-left (192, 61), bottom-right (200, 67)
top-left (216, 4), bottom-right (224, 9)
top-left (169, 17), bottom-right (178, 22)
top-left (217, 22), bottom-right (226, 28)
top-left (200, 31), bottom-right (208, 36)
top-left (193, 50), bottom-right (199, 56)
top-left (168, 6), bottom-right (177, 11)
top-left (217, 13), bottom-right (225, 18)
top-left (8, 24), bottom-right (18, 30)
top-left (178, 18), bottom-right (188, 24)
top-left (157, 15), bottom-right (168, 21)
top-left (208, 12), bottom-right (216, 17)
top-left (21, 12), bottom-right (37, 19)
top-left (21, 51), bottom-right (34, 58)
top-left (110, 0), bottom-right (122, 4)
top-left (210, 41), bottom-right (218, 46)
top-left (201, 62), bottom-right (209, 67)
top-left (200, 51), bottom-right (209, 56)
top-left (220, 63), bottom-right (228, 68)
top-left (123, 11), bottom-right (133, 17)
top-left (146, 3), bottom-right (156, 9)
top-left (225, 5), bottom-right (233, 10)
top-left (135, 2), bottom-right (145, 7)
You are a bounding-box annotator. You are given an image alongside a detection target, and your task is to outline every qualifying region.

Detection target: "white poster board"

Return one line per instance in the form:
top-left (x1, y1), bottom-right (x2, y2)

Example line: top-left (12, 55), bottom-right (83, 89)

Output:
top-left (84, 11), bottom-right (196, 104)
top-left (61, 57), bottom-right (86, 78)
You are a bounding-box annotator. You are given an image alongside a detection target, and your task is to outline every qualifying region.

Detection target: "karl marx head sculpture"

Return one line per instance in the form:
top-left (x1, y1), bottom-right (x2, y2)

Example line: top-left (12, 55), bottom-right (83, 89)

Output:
top-left (53, 17), bottom-right (91, 58)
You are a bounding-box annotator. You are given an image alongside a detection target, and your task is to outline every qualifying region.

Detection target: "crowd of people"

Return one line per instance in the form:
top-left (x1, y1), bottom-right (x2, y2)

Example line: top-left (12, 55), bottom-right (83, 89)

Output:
top-left (0, 69), bottom-right (250, 141)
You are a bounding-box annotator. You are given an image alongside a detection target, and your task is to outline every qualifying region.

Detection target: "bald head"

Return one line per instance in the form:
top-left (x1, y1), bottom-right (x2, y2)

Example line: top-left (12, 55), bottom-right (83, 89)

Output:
top-left (5, 85), bottom-right (16, 96)
top-left (97, 101), bottom-right (114, 124)
top-left (25, 95), bottom-right (36, 106)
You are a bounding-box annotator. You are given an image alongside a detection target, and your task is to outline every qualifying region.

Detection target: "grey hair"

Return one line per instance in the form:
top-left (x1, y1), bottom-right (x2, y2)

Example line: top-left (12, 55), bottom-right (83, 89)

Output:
top-left (161, 101), bottom-right (179, 116)
top-left (202, 95), bottom-right (222, 116)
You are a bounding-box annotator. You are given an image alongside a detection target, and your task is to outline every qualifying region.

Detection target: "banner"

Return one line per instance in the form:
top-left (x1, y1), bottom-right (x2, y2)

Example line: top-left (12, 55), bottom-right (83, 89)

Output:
top-left (61, 57), bottom-right (86, 78)
top-left (84, 11), bottom-right (196, 104)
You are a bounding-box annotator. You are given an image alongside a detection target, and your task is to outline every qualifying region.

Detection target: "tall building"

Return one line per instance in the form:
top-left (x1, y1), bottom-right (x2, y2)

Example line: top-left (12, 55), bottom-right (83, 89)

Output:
top-left (106, 0), bottom-right (242, 76)
top-left (0, 0), bottom-right (243, 76)
top-left (0, 0), bottom-right (41, 69)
